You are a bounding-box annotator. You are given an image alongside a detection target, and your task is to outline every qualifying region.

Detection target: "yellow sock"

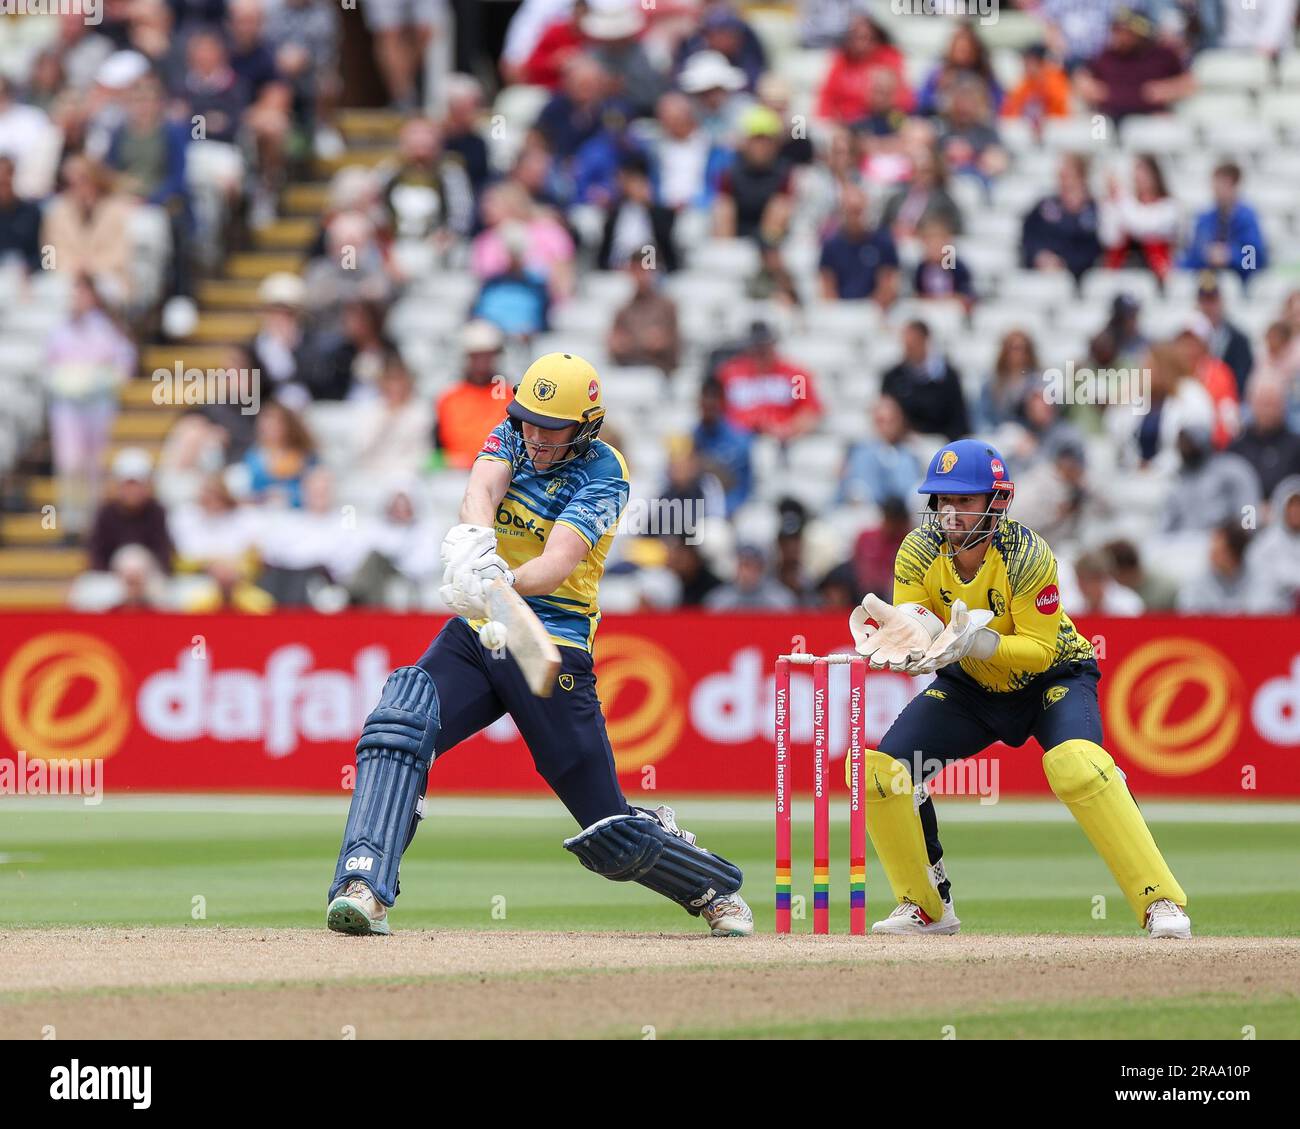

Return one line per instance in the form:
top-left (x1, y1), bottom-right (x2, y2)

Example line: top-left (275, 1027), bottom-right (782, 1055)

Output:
top-left (1042, 740), bottom-right (1187, 923)
top-left (862, 750), bottom-right (945, 922)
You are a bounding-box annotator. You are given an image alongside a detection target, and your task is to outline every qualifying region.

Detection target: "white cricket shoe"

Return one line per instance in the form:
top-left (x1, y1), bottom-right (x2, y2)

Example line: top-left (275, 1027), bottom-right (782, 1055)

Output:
top-left (871, 897), bottom-right (961, 935)
top-left (701, 892), bottom-right (754, 937)
top-left (327, 880), bottom-right (391, 936)
top-left (1145, 898), bottom-right (1191, 939)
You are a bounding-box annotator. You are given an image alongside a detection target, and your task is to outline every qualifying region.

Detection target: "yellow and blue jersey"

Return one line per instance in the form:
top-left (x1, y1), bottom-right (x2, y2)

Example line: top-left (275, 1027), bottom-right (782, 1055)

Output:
top-left (473, 420), bottom-right (630, 652)
top-left (893, 518), bottom-right (1094, 693)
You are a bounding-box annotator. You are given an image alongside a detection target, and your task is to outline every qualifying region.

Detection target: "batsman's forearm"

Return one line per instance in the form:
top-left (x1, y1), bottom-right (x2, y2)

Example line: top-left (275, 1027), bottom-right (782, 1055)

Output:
top-left (512, 552), bottom-right (579, 597)
top-left (459, 485), bottom-right (498, 525)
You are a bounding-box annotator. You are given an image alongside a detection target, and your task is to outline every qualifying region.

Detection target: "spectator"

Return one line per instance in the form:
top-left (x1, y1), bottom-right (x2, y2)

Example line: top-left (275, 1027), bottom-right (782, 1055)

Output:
top-left (0, 74), bottom-right (62, 200)
top-left (1180, 161), bottom-right (1268, 285)
top-left (849, 68), bottom-right (908, 178)
top-left (705, 543), bottom-right (796, 610)
top-left (676, 49), bottom-right (750, 147)
top-left (1196, 273), bottom-right (1253, 397)
top-left (976, 330), bottom-right (1041, 432)
top-left (46, 275), bottom-right (136, 534)
top-left (247, 272), bottom-right (321, 410)
top-left (106, 544), bottom-right (168, 612)
top-left (361, 0), bottom-right (439, 111)
top-left (583, 3), bottom-right (665, 119)
top-left (171, 474), bottom-right (260, 571)
top-left (88, 448), bottom-right (174, 574)
top-left (661, 442), bottom-right (726, 526)
top-left (1088, 291), bottom-right (1148, 372)
top-left (501, 0), bottom-right (584, 84)
top-left (470, 222), bottom-right (552, 338)
top-left (471, 181), bottom-right (575, 301)
top-left (664, 534), bottom-right (723, 606)
top-left (380, 117), bottom-right (475, 243)
top-left (815, 11), bottom-right (909, 123)
top-left (352, 351), bottom-right (433, 478)
top-left (42, 155), bottom-right (137, 309)
top-left (1076, 7), bottom-right (1194, 122)
top-left (818, 183), bottom-right (899, 304)
top-left (442, 74), bottom-right (491, 201)
top-left (159, 346), bottom-right (261, 473)
top-left (1040, 0), bottom-right (1123, 68)
top-left (312, 300), bottom-right (394, 402)
top-left (757, 73), bottom-right (813, 167)
top-left (598, 151), bottom-right (678, 272)
top-left (185, 555), bottom-right (277, 614)
top-left (1099, 153), bottom-right (1178, 279)
top-left (0, 156), bottom-right (41, 273)
top-left (535, 53), bottom-right (622, 162)
top-left (1012, 434), bottom-right (1093, 547)
top-left (1110, 343), bottom-right (1214, 469)
top-left (1067, 550), bottom-right (1145, 616)
top-left (302, 210), bottom-right (397, 328)
top-left (243, 400), bottom-right (318, 508)
top-left (347, 482), bottom-right (444, 607)
top-left (1021, 153), bottom-right (1102, 280)
top-left (254, 467), bottom-right (366, 605)
top-left (1221, 0), bottom-right (1299, 58)
top-left (434, 320), bottom-right (511, 469)
top-left (1001, 43), bottom-right (1072, 124)
top-left (607, 258), bottom-right (680, 375)
top-left (263, 0), bottom-right (344, 160)
top-left (516, 0), bottom-right (586, 88)
top-left (651, 91), bottom-right (730, 212)
top-left (1162, 425), bottom-right (1261, 533)
top-left (713, 106), bottom-right (794, 243)
top-left (774, 497), bottom-right (815, 604)
top-left (1176, 522), bottom-right (1282, 613)
top-left (715, 320), bottom-right (823, 441)
top-left (913, 217), bottom-right (975, 310)
top-left (1246, 476), bottom-right (1300, 612)
top-left (851, 496), bottom-right (912, 599)
top-left (675, 3), bottom-right (767, 92)
top-left (1104, 538), bottom-right (1178, 611)
top-left (837, 395), bottom-right (924, 506)
top-left (801, 126), bottom-right (866, 237)
top-left (881, 320), bottom-right (970, 441)
top-left (1175, 314), bottom-right (1240, 449)
top-left (1231, 379), bottom-right (1300, 500)
top-left (916, 23), bottom-right (1002, 117)
top-left (880, 139), bottom-right (963, 239)
top-left (692, 378), bottom-right (753, 516)
top-left (995, 385), bottom-right (1086, 475)
top-left (935, 75), bottom-right (1009, 187)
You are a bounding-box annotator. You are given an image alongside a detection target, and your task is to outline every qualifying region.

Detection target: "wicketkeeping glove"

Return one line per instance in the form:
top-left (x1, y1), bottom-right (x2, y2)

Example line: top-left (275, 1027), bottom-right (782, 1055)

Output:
top-left (911, 600), bottom-right (998, 675)
top-left (849, 594), bottom-right (939, 672)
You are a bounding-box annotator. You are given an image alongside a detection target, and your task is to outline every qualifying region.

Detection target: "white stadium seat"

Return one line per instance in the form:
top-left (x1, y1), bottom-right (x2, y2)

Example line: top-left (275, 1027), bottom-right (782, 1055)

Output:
top-left (1120, 115), bottom-right (1195, 154)
top-left (1192, 50), bottom-right (1271, 90)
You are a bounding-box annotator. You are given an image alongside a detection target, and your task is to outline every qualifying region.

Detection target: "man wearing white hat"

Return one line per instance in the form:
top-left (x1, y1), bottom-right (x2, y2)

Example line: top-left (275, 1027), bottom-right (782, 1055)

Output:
top-left (581, 1), bottom-right (665, 117)
top-left (676, 49), bottom-right (751, 147)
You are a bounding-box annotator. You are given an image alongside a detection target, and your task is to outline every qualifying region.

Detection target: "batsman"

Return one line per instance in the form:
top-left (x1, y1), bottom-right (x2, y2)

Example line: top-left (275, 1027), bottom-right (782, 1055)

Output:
top-left (851, 439), bottom-right (1191, 939)
top-left (326, 353), bottom-right (753, 937)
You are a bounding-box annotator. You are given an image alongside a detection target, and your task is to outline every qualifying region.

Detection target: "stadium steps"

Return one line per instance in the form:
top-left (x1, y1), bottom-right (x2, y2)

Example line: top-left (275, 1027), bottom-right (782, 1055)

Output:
top-left (141, 345), bottom-right (241, 374)
top-left (337, 108), bottom-right (405, 143)
top-left (0, 548), bottom-right (85, 579)
top-left (24, 477), bottom-right (57, 507)
top-left (282, 183), bottom-right (330, 216)
top-left (197, 279), bottom-right (263, 310)
top-left (112, 413), bottom-right (183, 441)
top-left (225, 251), bottom-right (307, 280)
top-left (0, 580), bottom-right (74, 608)
top-left (187, 312), bottom-right (261, 343)
top-left (252, 217), bottom-right (318, 250)
top-left (316, 147), bottom-right (396, 175)
top-left (0, 513), bottom-right (61, 545)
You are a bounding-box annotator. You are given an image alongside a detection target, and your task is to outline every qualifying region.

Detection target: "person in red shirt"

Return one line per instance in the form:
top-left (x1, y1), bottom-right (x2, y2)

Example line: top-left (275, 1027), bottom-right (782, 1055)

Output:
top-left (716, 320), bottom-right (822, 440)
top-left (433, 320), bottom-right (513, 467)
top-left (1176, 314), bottom-right (1239, 450)
top-left (815, 11), bottom-right (911, 123)
top-left (518, 0), bottom-right (588, 89)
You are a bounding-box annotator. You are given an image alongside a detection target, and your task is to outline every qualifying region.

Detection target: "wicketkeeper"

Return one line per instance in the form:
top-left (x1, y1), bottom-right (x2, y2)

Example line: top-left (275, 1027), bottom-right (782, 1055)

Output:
top-left (850, 438), bottom-right (1191, 938)
top-left (326, 353), bottom-right (753, 936)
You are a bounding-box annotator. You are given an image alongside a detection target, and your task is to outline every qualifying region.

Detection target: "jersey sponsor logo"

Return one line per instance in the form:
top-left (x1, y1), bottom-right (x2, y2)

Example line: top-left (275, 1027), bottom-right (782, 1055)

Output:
top-left (938, 450), bottom-right (959, 473)
top-left (1043, 685), bottom-right (1068, 708)
top-left (587, 378), bottom-right (599, 401)
top-left (496, 504), bottom-right (547, 542)
top-left (1034, 584), bottom-right (1060, 613)
top-left (533, 377), bottom-right (557, 401)
top-left (990, 458), bottom-right (1005, 477)
top-left (482, 434), bottom-right (503, 454)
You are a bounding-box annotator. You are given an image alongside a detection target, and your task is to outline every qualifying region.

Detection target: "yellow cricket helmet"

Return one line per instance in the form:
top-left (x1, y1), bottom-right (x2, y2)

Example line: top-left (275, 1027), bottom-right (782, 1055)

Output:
top-left (507, 352), bottom-right (606, 468)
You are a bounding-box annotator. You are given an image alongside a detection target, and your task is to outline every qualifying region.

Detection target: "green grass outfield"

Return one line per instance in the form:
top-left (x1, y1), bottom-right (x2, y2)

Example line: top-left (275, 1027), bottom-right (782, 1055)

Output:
top-left (2, 794), bottom-right (1298, 936)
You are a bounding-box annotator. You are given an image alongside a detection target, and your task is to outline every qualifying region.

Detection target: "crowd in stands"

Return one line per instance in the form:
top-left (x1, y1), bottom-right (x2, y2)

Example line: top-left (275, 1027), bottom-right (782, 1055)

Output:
top-left (2, 0), bottom-right (1299, 618)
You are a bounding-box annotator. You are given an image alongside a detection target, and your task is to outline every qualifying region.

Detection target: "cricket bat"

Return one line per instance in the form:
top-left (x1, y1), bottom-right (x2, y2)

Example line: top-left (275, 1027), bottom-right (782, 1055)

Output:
top-left (485, 579), bottom-right (562, 697)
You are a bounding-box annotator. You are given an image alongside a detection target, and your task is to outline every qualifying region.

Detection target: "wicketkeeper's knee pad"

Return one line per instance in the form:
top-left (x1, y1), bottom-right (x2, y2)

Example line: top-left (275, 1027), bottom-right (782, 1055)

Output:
top-left (563, 809), bottom-right (742, 915)
top-left (862, 750), bottom-right (944, 921)
top-left (1042, 740), bottom-right (1186, 922)
top-left (329, 666), bottom-right (440, 906)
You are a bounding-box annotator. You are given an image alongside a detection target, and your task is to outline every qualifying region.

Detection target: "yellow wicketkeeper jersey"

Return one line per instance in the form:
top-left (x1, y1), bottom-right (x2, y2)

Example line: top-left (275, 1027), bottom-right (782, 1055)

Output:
top-left (893, 518), bottom-right (1094, 693)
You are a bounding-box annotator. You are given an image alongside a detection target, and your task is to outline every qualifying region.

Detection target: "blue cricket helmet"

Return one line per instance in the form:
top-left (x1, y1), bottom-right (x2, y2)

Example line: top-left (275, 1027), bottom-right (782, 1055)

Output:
top-left (918, 438), bottom-right (1015, 516)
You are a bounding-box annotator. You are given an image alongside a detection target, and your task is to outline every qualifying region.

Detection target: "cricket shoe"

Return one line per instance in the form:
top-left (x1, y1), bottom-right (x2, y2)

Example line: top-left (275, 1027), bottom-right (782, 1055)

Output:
top-left (327, 880), bottom-right (391, 936)
top-left (871, 897), bottom-right (961, 935)
top-left (701, 892), bottom-right (754, 937)
top-left (1145, 898), bottom-right (1191, 939)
